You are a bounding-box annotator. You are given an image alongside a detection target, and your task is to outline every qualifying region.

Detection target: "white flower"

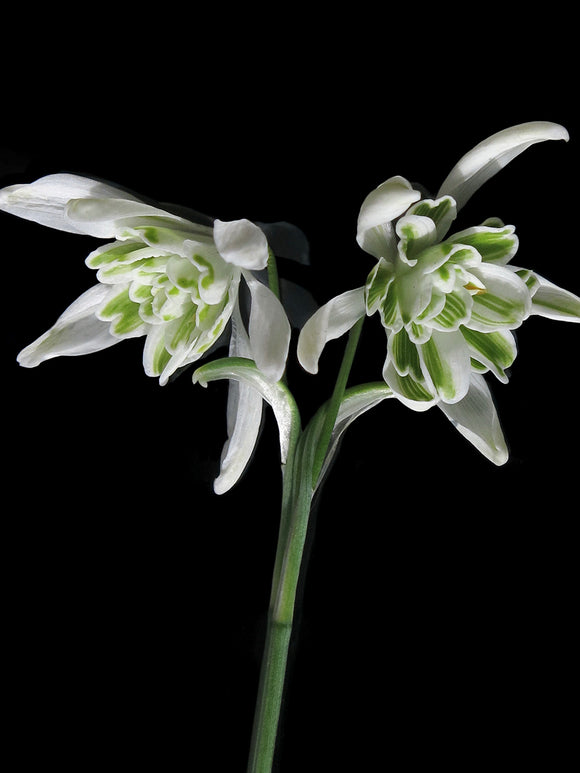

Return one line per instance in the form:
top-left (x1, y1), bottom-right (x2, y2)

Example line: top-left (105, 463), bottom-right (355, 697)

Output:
top-left (298, 122), bottom-right (580, 465)
top-left (1, 173), bottom-right (292, 491)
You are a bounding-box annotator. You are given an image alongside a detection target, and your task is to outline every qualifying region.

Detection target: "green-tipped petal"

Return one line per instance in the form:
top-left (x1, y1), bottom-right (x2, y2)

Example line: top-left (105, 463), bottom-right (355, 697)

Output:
top-left (193, 357), bottom-right (299, 466)
top-left (528, 272), bottom-right (580, 321)
top-left (243, 272), bottom-right (291, 382)
top-left (214, 218), bottom-right (269, 270)
top-left (437, 121), bottom-right (569, 210)
top-left (17, 284), bottom-right (119, 366)
top-left (439, 374), bottom-right (508, 465)
top-left (0, 173), bottom-right (141, 234)
top-left (297, 288), bottom-right (366, 374)
top-left (357, 176), bottom-right (421, 259)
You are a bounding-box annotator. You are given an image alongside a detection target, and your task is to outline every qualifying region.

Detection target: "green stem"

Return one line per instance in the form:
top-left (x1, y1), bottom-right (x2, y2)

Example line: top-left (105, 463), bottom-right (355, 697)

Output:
top-left (247, 317), bottom-right (365, 772)
top-left (247, 416), bottom-right (311, 773)
top-left (311, 315), bottom-right (364, 486)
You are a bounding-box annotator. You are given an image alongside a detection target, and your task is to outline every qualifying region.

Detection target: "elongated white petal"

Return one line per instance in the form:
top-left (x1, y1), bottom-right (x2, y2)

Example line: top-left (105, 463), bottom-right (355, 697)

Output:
top-left (437, 121), bottom-right (569, 210)
top-left (214, 303), bottom-right (263, 494)
top-left (66, 197), bottom-right (195, 238)
top-left (0, 173), bottom-right (140, 233)
top-left (214, 218), bottom-right (269, 270)
top-left (242, 272), bottom-right (291, 383)
top-left (193, 357), bottom-right (299, 466)
top-left (17, 284), bottom-right (119, 366)
top-left (297, 287), bottom-right (366, 374)
top-left (357, 176), bottom-right (422, 259)
top-left (529, 272), bottom-right (580, 321)
top-left (439, 374), bottom-right (508, 465)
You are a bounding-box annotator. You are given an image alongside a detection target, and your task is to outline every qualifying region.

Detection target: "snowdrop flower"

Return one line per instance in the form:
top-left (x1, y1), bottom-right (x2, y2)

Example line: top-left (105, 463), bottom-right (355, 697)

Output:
top-left (298, 122), bottom-right (580, 464)
top-left (1, 173), bottom-right (292, 491)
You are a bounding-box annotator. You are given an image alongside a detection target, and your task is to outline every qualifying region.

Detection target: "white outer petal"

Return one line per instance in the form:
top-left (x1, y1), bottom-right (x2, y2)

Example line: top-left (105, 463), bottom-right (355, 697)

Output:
top-left (437, 121), bottom-right (569, 210)
top-left (17, 284), bottom-right (119, 366)
top-left (356, 176), bottom-right (421, 258)
top-left (297, 287), bottom-right (366, 374)
top-left (65, 197), bottom-right (195, 238)
top-left (0, 173), bottom-right (140, 233)
top-left (214, 303), bottom-right (263, 495)
top-left (439, 374), bottom-right (508, 465)
top-left (243, 272), bottom-right (291, 382)
top-left (529, 272), bottom-right (580, 321)
top-left (214, 218), bottom-right (269, 270)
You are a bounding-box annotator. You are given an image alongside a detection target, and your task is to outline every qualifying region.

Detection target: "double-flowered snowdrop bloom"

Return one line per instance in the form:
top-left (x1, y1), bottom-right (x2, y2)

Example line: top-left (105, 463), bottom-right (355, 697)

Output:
top-left (1, 173), bottom-right (292, 492)
top-left (298, 122), bottom-right (580, 464)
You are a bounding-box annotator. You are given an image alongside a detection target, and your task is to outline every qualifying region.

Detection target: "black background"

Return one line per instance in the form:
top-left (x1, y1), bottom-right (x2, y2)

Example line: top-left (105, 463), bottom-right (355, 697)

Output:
top-left (2, 9), bottom-right (578, 771)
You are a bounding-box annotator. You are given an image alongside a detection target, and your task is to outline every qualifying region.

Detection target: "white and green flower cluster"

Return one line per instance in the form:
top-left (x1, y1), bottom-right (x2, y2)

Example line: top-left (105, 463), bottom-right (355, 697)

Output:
top-left (0, 174), bottom-right (292, 494)
top-left (298, 122), bottom-right (580, 464)
top-left (1, 174), bottom-right (290, 386)
top-left (3, 122), bottom-right (579, 478)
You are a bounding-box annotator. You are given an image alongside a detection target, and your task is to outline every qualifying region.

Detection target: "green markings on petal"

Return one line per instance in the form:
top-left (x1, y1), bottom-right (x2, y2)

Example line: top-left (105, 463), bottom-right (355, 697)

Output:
top-left (447, 225), bottom-right (519, 264)
top-left (365, 258), bottom-right (395, 314)
top-left (430, 288), bottom-right (472, 331)
top-left (86, 240), bottom-right (155, 268)
top-left (99, 288), bottom-right (146, 336)
top-left (419, 330), bottom-right (470, 403)
top-left (389, 328), bottom-right (423, 380)
top-left (461, 327), bottom-right (517, 382)
top-left (407, 196), bottom-right (457, 240)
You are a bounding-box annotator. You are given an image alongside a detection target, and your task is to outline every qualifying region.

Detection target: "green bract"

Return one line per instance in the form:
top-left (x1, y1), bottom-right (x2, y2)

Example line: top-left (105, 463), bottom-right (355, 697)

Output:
top-left (298, 122), bottom-right (580, 464)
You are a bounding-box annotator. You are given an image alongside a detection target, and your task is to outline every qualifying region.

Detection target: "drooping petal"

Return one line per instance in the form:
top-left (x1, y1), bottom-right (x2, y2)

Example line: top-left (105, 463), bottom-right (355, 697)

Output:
top-left (192, 357), bottom-right (299, 466)
top-left (437, 122), bottom-right (569, 210)
top-left (243, 272), bottom-right (291, 382)
top-left (0, 173), bottom-right (141, 233)
top-left (418, 329), bottom-right (472, 404)
top-left (297, 287), bottom-right (366, 374)
top-left (356, 176), bottom-right (421, 259)
top-left (17, 284), bottom-right (119, 366)
top-left (528, 272), bottom-right (580, 321)
top-left (213, 303), bottom-right (264, 495)
top-left (213, 218), bottom-right (269, 270)
top-left (468, 263), bottom-right (531, 332)
top-left (439, 374), bottom-right (509, 465)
